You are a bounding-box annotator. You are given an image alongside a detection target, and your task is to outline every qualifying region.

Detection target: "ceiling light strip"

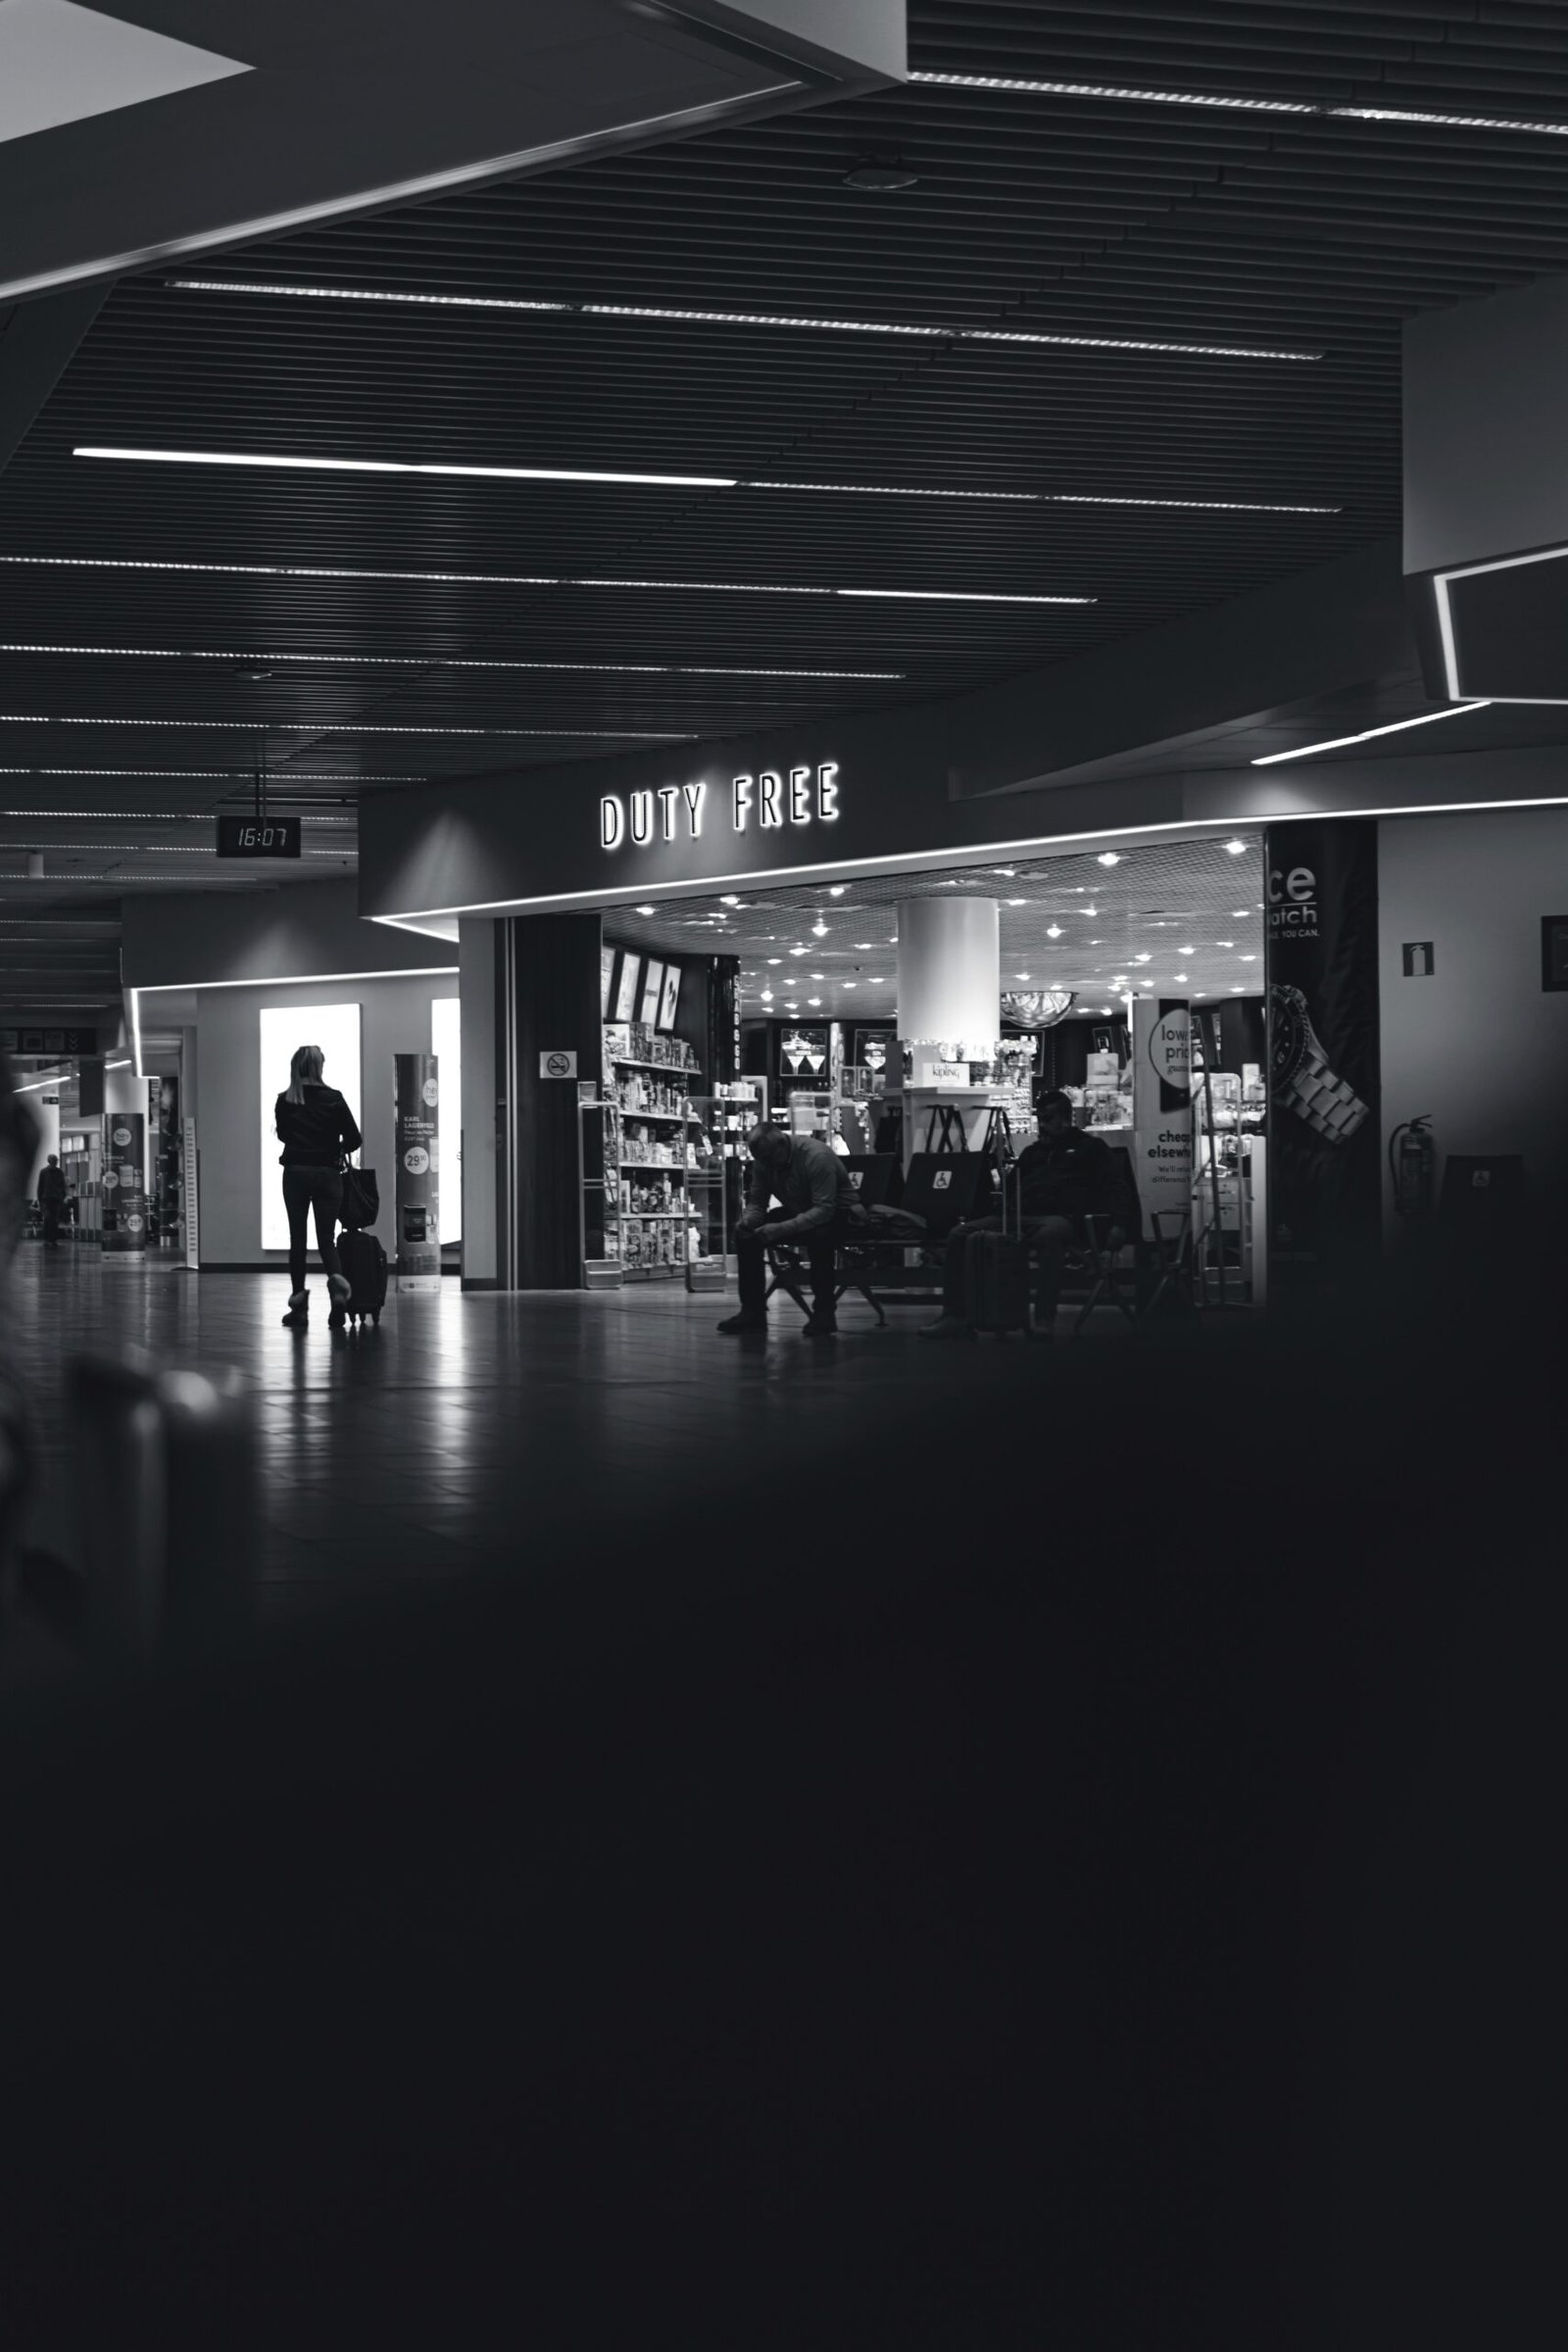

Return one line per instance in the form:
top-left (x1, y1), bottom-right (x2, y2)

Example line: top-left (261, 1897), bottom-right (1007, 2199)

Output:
top-left (0, 642), bottom-right (902, 680)
top-left (1330, 105), bottom-right (1568, 135)
top-left (1050, 493), bottom-right (1340, 514)
top-left (0, 557), bottom-right (1090, 603)
top-left (908, 69), bottom-right (1315, 114)
top-left (748, 480), bottom-right (1039, 501)
top-left (910, 69), bottom-right (1568, 139)
top-left (74, 446), bottom-right (735, 490)
top-left (169, 279), bottom-right (571, 312)
top-left (1250, 703), bottom-right (1491, 764)
top-left (166, 280), bottom-right (1318, 363)
top-left (0, 714), bottom-right (689, 736)
top-left (1, 809), bottom-right (353, 819)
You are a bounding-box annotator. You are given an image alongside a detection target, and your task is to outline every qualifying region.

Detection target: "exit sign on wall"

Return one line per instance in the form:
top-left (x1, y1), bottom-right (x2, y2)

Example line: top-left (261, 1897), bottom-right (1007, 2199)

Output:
top-left (217, 816), bottom-right (302, 858)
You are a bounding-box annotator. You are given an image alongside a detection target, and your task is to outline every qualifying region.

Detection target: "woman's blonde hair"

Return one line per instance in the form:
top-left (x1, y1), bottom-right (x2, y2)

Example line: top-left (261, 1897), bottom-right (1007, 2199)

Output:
top-left (285, 1044), bottom-right (325, 1105)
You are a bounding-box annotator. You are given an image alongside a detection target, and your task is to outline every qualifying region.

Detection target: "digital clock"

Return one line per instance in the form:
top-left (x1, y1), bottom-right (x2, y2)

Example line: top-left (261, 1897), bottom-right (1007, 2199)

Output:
top-left (217, 816), bottom-right (302, 858)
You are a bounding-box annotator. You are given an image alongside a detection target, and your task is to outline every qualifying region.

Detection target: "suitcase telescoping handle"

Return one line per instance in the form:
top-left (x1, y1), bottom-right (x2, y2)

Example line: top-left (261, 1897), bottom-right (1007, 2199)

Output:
top-left (993, 1107), bottom-right (1019, 1240)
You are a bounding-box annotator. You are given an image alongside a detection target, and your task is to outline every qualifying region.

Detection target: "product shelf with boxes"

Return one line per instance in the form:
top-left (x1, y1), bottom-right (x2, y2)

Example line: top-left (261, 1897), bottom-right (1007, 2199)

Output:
top-left (581, 1022), bottom-right (707, 1285)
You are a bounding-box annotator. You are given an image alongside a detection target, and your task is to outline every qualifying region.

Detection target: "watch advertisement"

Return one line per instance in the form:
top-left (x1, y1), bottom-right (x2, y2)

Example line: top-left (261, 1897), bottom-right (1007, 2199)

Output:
top-left (1264, 818), bottom-right (1381, 1284)
top-left (394, 1053), bottom-right (441, 1291)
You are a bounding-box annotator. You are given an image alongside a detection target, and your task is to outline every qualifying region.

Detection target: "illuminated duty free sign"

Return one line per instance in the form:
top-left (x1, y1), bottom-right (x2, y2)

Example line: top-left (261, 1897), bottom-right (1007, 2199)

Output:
top-left (601, 761), bottom-right (839, 850)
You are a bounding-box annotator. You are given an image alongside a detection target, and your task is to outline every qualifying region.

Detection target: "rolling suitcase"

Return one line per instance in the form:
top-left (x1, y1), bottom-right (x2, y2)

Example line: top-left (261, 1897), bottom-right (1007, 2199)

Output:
top-left (965, 1113), bottom-right (1030, 1336)
top-left (337, 1226), bottom-right (389, 1326)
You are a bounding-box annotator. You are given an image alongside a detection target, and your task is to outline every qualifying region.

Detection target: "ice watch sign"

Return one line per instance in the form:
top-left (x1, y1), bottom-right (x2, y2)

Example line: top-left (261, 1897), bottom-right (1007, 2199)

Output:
top-left (601, 761), bottom-right (839, 849)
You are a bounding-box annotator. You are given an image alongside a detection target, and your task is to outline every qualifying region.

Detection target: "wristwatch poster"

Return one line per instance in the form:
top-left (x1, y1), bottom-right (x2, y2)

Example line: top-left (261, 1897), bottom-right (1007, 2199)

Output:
top-left (1269, 983), bottom-right (1370, 1142)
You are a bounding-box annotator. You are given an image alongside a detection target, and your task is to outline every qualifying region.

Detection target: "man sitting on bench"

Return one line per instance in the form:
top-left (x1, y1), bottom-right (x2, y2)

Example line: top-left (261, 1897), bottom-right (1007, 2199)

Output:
top-left (919, 1090), bottom-right (1134, 1342)
top-left (717, 1123), bottom-right (858, 1339)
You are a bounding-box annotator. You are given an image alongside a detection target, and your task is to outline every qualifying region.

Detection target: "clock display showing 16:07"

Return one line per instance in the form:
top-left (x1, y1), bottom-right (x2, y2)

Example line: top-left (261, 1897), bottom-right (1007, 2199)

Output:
top-left (216, 816), bottom-right (302, 858)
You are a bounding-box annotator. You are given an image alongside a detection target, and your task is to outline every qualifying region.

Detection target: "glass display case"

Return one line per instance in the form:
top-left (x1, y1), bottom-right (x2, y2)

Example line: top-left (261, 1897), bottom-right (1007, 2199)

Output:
top-left (691, 1080), bottom-right (766, 1271)
top-left (785, 1089), bottom-right (834, 1142)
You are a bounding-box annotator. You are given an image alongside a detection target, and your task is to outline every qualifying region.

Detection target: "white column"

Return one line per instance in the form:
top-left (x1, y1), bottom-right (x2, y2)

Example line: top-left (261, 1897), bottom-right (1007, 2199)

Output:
top-left (27, 1093), bottom-right (61, 1195)
top-left (896, 897), bottom-right (1000, 1054)
top-left (896, 897), bottom-right (1001, 1158)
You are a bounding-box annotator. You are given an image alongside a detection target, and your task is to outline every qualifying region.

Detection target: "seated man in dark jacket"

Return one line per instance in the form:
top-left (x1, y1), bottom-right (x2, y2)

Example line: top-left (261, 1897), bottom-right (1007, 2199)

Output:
top-left (920, 1090), bottom-right (1136, 1341)
top-left (717, 1124), bottom-right (858, 1339)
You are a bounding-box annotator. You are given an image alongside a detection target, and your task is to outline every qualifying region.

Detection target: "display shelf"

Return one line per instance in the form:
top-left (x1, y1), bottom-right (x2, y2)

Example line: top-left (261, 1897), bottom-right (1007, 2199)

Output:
top-left (604, 1105), bottom-right (693, 1124)
top-left (618, 1158), bottom-right (689, 1171)
top-left (607, 1055), bottom-right (702, 1074)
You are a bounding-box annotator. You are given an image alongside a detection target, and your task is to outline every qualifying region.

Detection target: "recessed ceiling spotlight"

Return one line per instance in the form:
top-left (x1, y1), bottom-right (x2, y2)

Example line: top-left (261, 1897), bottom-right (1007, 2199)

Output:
top-left (635, 904), bottom-right (656, 915)
top-left (1231, 984), bottom-right (1245, 993)
top-left (1216, 939), bottom-right (1234, 948)
top-left (1179, 946), bottom-right (1195, 956)
top-left (1015, 972), bottom-right (1031, 982)
top-left (1134, 954), bottom-right (1152, 963)
top-left (1225, 839), bottom-right (1249, 855)
top-left (767, 957), bottom-right (782, 965)
top-left (828, 884), bottom-right (847, 896)
top-left (1232, 908), bottom-right (1250, 918)
top-left (992, 867), bottom-right (1016, 876)
top-left (1082, 906), bottom-right (1098, 917)
top-left (1174, 972), bottom-right (1189, 982)
top-left (789, 946), bottom-right (807, 956)
top-left (1005, 897), bottom-right (1027, 906)
top-left (842, 157), bottom-right (919, 191)
top-left (1239, 955), bottom-right (1257, 962)
top-left (843, 981), bottom-right (858, 989)
top-left (810, 972), bottom-right (824, 981)
top-left (868, 976), bottom-right (885, 984)
top-left (811, 919), bottom-right (828, 936)
top-left (808, 998), bottom-right (821, 1007)
top-left (1046, 924), bottom-right (1063, 939)
top-left (720, 894), bottom-right (741, 906)
top-left (1096, 851), bottom-right (1121, 866)
top-left (855, 942), bottom-right (874, 950)
top-left (760, 989), bottom-right (774, 1002)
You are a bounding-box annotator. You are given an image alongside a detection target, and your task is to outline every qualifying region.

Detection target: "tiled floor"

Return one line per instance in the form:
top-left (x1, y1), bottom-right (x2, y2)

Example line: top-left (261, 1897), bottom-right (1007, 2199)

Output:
top-left (7, 1240), bottom-right (1176, 1623)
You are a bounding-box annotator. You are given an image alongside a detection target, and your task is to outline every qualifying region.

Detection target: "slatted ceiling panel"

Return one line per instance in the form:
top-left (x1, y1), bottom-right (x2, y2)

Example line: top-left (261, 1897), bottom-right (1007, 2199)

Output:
top-left (8, 2), bottom-right (1568, 1018)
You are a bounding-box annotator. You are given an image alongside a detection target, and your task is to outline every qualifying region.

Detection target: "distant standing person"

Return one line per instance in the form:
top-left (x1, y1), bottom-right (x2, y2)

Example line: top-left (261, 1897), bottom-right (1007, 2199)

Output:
top-left (275, 1045), bottom-right (361, 1329)
top-left (36, 1153), bottom-right (69, 1250)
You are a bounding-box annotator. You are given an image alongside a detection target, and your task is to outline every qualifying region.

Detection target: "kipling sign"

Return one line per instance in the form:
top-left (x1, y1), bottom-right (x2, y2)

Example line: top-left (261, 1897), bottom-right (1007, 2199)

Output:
top-left (601, 761), bottom-right (839, 850)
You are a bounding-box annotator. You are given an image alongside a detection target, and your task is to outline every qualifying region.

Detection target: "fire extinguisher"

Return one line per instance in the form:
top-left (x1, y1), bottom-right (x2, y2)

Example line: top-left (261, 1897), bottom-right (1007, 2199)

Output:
top-left (1389, 1114), bottom-right (1436, 1219)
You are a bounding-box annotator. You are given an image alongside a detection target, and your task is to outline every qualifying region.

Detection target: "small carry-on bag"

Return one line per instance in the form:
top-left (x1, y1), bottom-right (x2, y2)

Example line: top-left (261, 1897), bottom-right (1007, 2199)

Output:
top-left (337, 1226), bottom-right (389, 1326)
top-left (965, 1112), bottom-right (1031, 1336)
top-left (340, 1161), bottom-right (379, 1231)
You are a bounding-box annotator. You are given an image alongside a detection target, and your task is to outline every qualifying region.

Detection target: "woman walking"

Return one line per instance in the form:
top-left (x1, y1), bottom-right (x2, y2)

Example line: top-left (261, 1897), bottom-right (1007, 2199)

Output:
top-left (275, 1044), bottom-right (361, 1329)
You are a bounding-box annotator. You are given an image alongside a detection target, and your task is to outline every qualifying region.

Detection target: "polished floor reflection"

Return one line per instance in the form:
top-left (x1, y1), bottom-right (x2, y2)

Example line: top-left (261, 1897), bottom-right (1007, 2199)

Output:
top-left (6, 1245), bottom-right (1174, 1623)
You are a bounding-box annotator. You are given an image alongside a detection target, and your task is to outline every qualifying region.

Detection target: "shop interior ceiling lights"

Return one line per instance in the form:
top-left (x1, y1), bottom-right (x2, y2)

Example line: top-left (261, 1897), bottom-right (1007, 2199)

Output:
top-left (614, 835), bottom-right (1265, 1022)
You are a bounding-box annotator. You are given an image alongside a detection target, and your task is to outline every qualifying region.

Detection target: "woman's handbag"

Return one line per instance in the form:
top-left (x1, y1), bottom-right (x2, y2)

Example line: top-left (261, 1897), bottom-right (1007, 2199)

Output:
top-left (340, 1161), bottom-right (380, 1232)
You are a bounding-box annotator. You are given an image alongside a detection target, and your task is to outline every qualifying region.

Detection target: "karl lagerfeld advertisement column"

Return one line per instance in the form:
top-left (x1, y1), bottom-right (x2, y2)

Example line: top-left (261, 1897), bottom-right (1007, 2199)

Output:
top-left (1265, 818), bottom-right (1381, 1288)
top-left (100, 1110), bottom-right (147, 1267)
top-left (394, 1052), bottom-right (441, 1293)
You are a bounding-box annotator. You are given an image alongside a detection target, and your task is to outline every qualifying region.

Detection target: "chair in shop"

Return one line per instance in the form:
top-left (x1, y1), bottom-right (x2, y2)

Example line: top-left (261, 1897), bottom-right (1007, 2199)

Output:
top-left (1058, 1150), bottom-right (1143, 1336)
top-left (763, 1236), bottom-right (890, 1327)
top-left (1139, 1208), bottom-right (1193, 1322)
